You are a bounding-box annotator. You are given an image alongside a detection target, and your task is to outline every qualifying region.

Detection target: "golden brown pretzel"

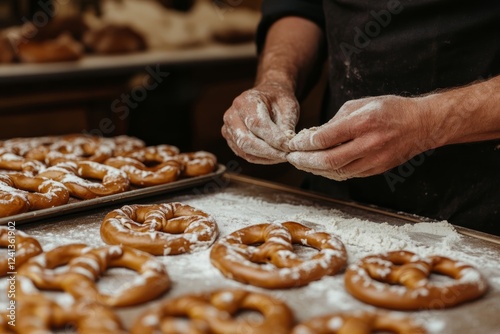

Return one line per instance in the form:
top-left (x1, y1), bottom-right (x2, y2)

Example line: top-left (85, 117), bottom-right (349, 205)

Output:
top-left (0, 276), bottom-right (126, 334)
top-left (176, 151), bottom-right (217, 177)
top-left (38, 161), bottom-right (130, 199)
top-left (104, 156), bottom-right (182, 186)
top-left (291, 311), bottom-right (427, 334)
top-left (122, 144), bottom-right (180, 161)
top-left (210, 221), bottom-right (347, 289)
top-left (44, 134), bottom-right (115, 165)
top-left (0, 152), bottom-right (46, 175)
top-left (131, 289), bottom-right (294, 334)
top-left (100, 202), bottom-right (219, 255)
top-left (344, 250), bottom-right (489, 310)
top-left (0, 187), bottom-right (29, 217)
top-left (18, 244), bottom-right (171, 307)
top-left (0, 173), bottom-right (69, 210)
top-left (112, 135), bottom-right (146, 156)
top-left (0, 227), bottom-right (43, 276)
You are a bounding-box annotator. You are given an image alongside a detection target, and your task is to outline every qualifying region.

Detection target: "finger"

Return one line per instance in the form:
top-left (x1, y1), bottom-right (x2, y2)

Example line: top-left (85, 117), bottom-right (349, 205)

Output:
top-left (288, 118), bottom-right (354, 151)
top-left (286, 139), bottom-right (366, 172)
top-left (273, 98), bottom-right (299, 134)
top-left (222, 123), bottom-right (287, 164)
top-left (240, 100), bottom-right (295, 151)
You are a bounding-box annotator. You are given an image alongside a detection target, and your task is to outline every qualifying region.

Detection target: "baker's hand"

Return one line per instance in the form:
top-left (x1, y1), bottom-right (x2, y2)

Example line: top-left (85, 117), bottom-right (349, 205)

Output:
top-left (287, 95), bottom-right (433, 180)
top-left (221, 82), bottom-right (299, 164)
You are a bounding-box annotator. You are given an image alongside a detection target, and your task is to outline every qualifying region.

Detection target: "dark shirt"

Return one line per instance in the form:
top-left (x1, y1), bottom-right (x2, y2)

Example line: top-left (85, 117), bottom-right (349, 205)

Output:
top-left (257, 0), bottom-right (500, 235)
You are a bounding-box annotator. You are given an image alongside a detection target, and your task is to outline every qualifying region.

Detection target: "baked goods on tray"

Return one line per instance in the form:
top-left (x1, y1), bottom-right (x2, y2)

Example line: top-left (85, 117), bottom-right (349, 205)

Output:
top-left (210, 221), bottom-right (347, 289)
top-left (18, 243), bottom-right (171, 307)
top-left (131, 289), bottom-right (295, 334)
top-left (344, 250), bottom-right (489, 310)
top-left (100, 202), bottom-right (219, 255)
top-left (0, 134), bottom-right (219, 218)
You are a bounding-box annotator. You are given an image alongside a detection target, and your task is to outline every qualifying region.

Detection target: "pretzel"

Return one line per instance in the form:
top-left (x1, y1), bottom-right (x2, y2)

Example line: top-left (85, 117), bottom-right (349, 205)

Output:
top-left (0, 152), bottom-right (46, 175)
top-left (177, 151), bottom-right (217, 177)
top-left (291, 311), bottom-right (427, 334)
top-left (0, 227), bottom-right (43, 276)
top-left (18, 243), bottom-right (171, 307)
top-left (112, 135), bottom-right (146, 156)
top-left (0, 186), bottom-right (29, 217)
top-left (131, 289), bottom-right (294, 334)
top-left (0, 276), bottom-right (127, 334)
top-left (100, 202), bottom-right (219, 255)
top-left (344, 250), bottom-right (489, 310)
top-left (122, 144), bottom-right (180, 161)
top-left (0, 173), bottom-right (70, 210)
top-left (210, 221), bottom-right (347, 289)
top-left (104, 156), bottom-right (182, 186)
top-left (44, 134), bottom-right (115, 165)
top-left (38, 161), bottom-right (130, 199)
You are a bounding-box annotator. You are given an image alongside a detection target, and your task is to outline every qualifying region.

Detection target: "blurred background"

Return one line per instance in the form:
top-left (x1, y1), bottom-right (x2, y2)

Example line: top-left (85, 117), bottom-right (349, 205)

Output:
top-left (0, 0), bottom-right (325, 187)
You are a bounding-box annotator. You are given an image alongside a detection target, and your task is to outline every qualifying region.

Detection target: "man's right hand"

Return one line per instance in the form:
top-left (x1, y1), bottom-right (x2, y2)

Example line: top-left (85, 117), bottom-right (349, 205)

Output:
top-left (221, 82), bottom-right (299, 164)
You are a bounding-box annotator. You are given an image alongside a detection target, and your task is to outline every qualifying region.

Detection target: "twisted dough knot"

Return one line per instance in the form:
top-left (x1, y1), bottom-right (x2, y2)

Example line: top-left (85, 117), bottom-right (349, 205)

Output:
top-left (38, 161), bottom-right (130, 199)
top-left (18, 244), bottom-right (171, 307)
top-left (0, 227), bottom-right (43, 276)
top-left (176, 151), bottom-right (217, 177)
top-left (210, 221), bottom-right (347, 289)
top-left (131, 289), bottom-right (294, 334)
top-left (291, 311), bottom-right (426, 334)
top-left (100, 202), bottom-right (219, 255)
top-left (0, 277), bottom-right (126, 334)
top-left (344, 250), bottom-right (489, 310)
top-left (0, 173), bottom-right (69, 215)
top-left (0, 152), bottom-right (46, 175)
top-left (104, 156), bottom-right (182, 187)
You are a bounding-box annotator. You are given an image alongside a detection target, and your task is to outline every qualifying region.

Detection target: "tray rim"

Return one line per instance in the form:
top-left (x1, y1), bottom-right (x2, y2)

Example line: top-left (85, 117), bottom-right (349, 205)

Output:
top-left (0, 164), bottom-right (226, 226)
top-left (226, 173), bottom-right (500, 246)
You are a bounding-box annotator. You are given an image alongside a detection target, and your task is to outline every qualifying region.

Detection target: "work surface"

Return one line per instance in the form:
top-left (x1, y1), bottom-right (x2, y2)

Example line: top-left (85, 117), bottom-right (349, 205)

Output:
top-left (5, 173), bottom-right (500, 332)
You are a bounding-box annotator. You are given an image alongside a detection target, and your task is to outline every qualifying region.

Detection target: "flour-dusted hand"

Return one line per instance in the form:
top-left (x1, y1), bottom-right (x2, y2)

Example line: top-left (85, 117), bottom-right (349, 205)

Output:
top-left (221, 82), bottom-right (299, 164)
top-left (287, 95), bottom-right (434, 180)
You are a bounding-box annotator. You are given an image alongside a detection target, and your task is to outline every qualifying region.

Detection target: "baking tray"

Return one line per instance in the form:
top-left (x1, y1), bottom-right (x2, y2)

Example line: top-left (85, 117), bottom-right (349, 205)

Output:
top-left (15, 173), bottom-right (500, 333)
top-left (0, 164), bottom-right (225, 226)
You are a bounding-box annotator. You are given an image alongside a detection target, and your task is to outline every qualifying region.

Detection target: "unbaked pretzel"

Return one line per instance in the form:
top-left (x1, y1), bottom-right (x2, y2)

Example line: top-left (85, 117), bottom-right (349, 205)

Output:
top-left (210, 221), bottom-right (347, 289)
top-left (18, 243), bottom-right (171, 307)
top-left (131, 289), bottom-right (294, 334)
top-left (176, 151), bottom-right (217, 177)
top-left (38, 161), bottom-right (130, 199)
top-left (0, 173), bottom-right (70, 210)
top-left (104, 156), bottom-right (182, 186)
top-left (0, 276), bottom-right (126, 334)
top-left (344, 250), bottom-right (488, 310)
top-left (291, 311), bottom-right (427, 334)
top-left (100, 202), bottom-right (219, 255)
top-left (0, 227), bottom-right (43, 276)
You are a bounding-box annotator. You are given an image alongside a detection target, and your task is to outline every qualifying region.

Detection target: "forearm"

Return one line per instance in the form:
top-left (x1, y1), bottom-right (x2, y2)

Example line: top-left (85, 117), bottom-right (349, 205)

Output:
top-left (420, 75), bottom-right (500, 148)
top-left (255, 16), bottom-right (325, 99)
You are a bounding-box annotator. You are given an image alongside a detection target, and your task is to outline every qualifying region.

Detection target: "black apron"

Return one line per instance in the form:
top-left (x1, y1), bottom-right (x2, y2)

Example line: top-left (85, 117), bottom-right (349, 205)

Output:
top-left (306, 0), bottom-right (500, 235)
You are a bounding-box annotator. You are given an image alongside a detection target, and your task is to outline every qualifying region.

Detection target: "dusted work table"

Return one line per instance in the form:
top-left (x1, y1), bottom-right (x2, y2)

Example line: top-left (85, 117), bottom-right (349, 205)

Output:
top-left (7, 173), bottom-right (500, 333)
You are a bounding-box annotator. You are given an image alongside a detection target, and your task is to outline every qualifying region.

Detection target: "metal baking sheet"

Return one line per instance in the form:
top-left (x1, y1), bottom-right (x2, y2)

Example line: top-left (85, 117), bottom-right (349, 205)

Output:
top-left (0, 164), bottom-right (225, 226)
top-left (14, 173), bottom-right (500, 333)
